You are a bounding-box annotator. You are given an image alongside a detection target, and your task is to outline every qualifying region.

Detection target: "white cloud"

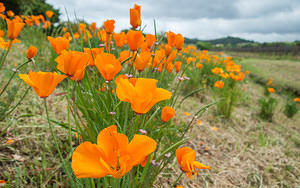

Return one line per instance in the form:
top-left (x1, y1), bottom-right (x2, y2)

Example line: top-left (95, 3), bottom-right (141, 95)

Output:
top-left (46, 0), bottom-right (300, 42)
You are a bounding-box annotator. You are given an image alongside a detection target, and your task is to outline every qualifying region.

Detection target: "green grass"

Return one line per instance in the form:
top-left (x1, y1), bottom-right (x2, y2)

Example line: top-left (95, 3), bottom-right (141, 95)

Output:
top-left (237, 58), bottom-right (300, 95)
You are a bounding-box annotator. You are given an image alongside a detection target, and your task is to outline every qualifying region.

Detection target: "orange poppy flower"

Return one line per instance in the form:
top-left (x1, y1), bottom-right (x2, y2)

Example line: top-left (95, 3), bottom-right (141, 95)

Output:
top-left (164, 44), bottom-right (172, 56)
top-left (0, 3), bottom-right (5, 13)
top-left (184, 112), bottom-right (190, 116)
top-left (197, 120), bottom-right (202, 125)
top-left (161, 106), bottom-right (176, 122)
top-left (115, 77), bottom-right (172, 114)
top-left (73, 32), bottom-right (80, 39)
top-left (174, 61), bottom-right (182, 73)
top-left (84, 48), bottom-right (103, 66)
top-left (64, 32), bottom-right (72, 41)
top-left (95, 53), bottom-right (122, 81)
top-left (245, 70), bottom-right (249, 75)
top-left (175, 34), bottom-right (184, 50)
top-left (294, 97), bottom-right (300, 102)
top-left (211, 126), bottom-right (219, 131)
top-left (45, 10), bottom-right (54, 18)
top-left (176, 186), bottom-right (184, 188)
top-left (0, 29), bottom-right (4, 37)
top-left (196, 63), bottom-right (203, 69)
top-left (43, 21), bottom-right (51, 29)
top-left (19, 71), bottom-right (67, 98)
top-left (266, 78), bottom-right (272, 86)
top-left (176, 147), bottom-right (210, 178)
top-left (166, 31), bottom-right (176, 47)
top-left (55, 50), bottom-right (89, 81)
top-left (127, 30), bottom-right (144, 51)
top-left (90, 22), bottom-right (97, 31)
top-left (113, 32), bottom-right (127, 48)
top-left (0, 180), bottom-right (7, 186)
top-left (134, 51), bottom-right (151, 72)
top-left (97, 29), bottom-right (108, 43)
top-left (145, 34), bottom-right (155, 49)
top-left (166, 63), bottom-right (173, 73)
top-left (79, 23), bottom-right (86, 34)
top-left (26, 46), bottom-right (37, 59)
top-left (71, 125), bottom-right (157, 178)
top-left (104, 19), bottom-right (115, 34)
top-left (48, 36), bottom-right (69, 55)
top-left (118, 50), bottom-right (131, 63)
top-left (152, 49), bottom-right (165, 68)
top-left (130, 4), bottom-right (141, 28)
top-left (0, 38), bottom-right (20, 50)
top-left (7, 10), bottom-right (14, 17)
top-left (214, 81), bottom-right (224, 89)
top-left (211, 67), bottom-right (223, 74)
top-left (6, 18), bottom-right (25, 40)
top-left (267, 87), bottom-right (275, 93)
top-left (6, 139), bottom-right (15, 145)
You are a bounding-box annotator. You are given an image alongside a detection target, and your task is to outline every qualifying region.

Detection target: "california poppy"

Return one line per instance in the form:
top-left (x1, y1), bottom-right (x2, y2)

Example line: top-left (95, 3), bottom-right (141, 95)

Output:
top-left (19, 71), bottom-right (66, 98)
top-left (118, 50), bottom-right (131, 63)
top-left (95, 53), bottom-right (122, 81)
top-left (266, 79), bottom-right (272, 86)
top-left (0, 29), bottom-right (4, 37)
top-left (45, 10), bottom-right (54, 18)
top-left (267, 87), bottom-right (275, 93)
top-left (175, 34), bottom-right (184, 50)
top-left (176, 147), bottom-right (210, 178)
top-left (166, 31), bottom-right (176, 47)
top-left (174, 61), bottom-right (182, 73)
top-left (115, 77), bottom-right (172, 114)
top-left (196, 63), bottom-right (203, 69)
top-left (130, 4), bottom-right (141, 28)
top-left (7, 10), bottom-right (14, 17)
top-left (84, 48), bottom-right (103, 66)
top-left (6, 18), bottom-right (25, 40)
top-left (127, 30), bottom-right (144, 51)
top-left (104, 19), bottom-right (115, 34)
top-left (113, 32), bottom-right (127, 48)
top-left (145, 34), bottom-right (155, 49)
top-left (164, 44), bottom-right (172, 56)
top-left (55, 50), bottom-right (89, 81)
top-left (71, 125), bottom-right (157, 178)
top-left (26, 46), bottom-right (37, 59)
top-left (134, 51), bottom-right (151, 72)
top-left (90, 22), bottom-right (97, 31)
top-left (0, 3), bottom-right (5, 13)
top-left (166, 63), bottom-right (173, 73)
top-left (161, 106), bottom-right (176, 122)
top-left (211, 67), bottom-right (223, 74)
top-left (294, 97), bottom-right (300, 102)
top-left (48, 36), bottom-right (69, 55)
top-left (214, 81), bottom-right (224, 89)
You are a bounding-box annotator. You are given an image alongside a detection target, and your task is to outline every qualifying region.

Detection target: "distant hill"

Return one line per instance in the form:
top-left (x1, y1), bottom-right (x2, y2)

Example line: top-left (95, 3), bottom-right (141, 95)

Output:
top-left (184, 36), bottom-right (255, 46)
top-left (202, 36), bottom-right (255, 45)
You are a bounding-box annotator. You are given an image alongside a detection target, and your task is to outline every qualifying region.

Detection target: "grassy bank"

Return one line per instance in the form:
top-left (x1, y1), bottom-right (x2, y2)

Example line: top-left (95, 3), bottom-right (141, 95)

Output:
top-left (236, 58), bottom-right (300, 95)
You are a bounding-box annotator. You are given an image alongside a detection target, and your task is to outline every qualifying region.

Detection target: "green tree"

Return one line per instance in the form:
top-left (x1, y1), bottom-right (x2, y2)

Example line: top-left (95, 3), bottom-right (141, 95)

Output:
top-left (3, 0), bottom-right (60, 23)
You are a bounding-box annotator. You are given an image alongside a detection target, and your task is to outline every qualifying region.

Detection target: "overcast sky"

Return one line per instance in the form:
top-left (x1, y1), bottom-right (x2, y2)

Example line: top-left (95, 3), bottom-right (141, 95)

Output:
top-left (46, 0), bottom-right (300, 42)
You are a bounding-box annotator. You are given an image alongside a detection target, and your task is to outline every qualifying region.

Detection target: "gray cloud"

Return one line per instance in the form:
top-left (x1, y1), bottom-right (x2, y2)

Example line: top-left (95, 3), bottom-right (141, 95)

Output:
top-left (46, 0), bottom-right (300, 42)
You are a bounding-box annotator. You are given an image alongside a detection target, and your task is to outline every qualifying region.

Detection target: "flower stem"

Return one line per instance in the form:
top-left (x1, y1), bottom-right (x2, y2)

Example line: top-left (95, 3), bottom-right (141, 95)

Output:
top-left (171, 171), bottom-right (184, 187)
top-left (43, 98), bottom-right (74, 185)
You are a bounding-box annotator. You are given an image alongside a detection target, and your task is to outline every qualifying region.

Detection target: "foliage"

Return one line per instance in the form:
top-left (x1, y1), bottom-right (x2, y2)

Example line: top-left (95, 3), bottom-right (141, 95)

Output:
top-left (3, 0), bottom-right (60, 23)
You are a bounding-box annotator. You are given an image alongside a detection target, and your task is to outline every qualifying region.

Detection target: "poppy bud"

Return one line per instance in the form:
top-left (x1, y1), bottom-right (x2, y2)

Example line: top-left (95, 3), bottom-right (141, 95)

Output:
top-left (26, 46), bottom-right (37, 59)
top-left (161, 106), bottom-right (176, 122)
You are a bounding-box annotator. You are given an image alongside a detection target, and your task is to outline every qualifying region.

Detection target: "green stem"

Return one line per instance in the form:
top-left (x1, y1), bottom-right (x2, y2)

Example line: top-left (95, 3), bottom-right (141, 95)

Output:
top-left (171, 171), bottom-right (184, 187)
top-left (0, 60), bottom-right (31, 97)
top-left (43, 98), bottom-right (74, 185)
top-left (0, 40), bottom-right (13, 71)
